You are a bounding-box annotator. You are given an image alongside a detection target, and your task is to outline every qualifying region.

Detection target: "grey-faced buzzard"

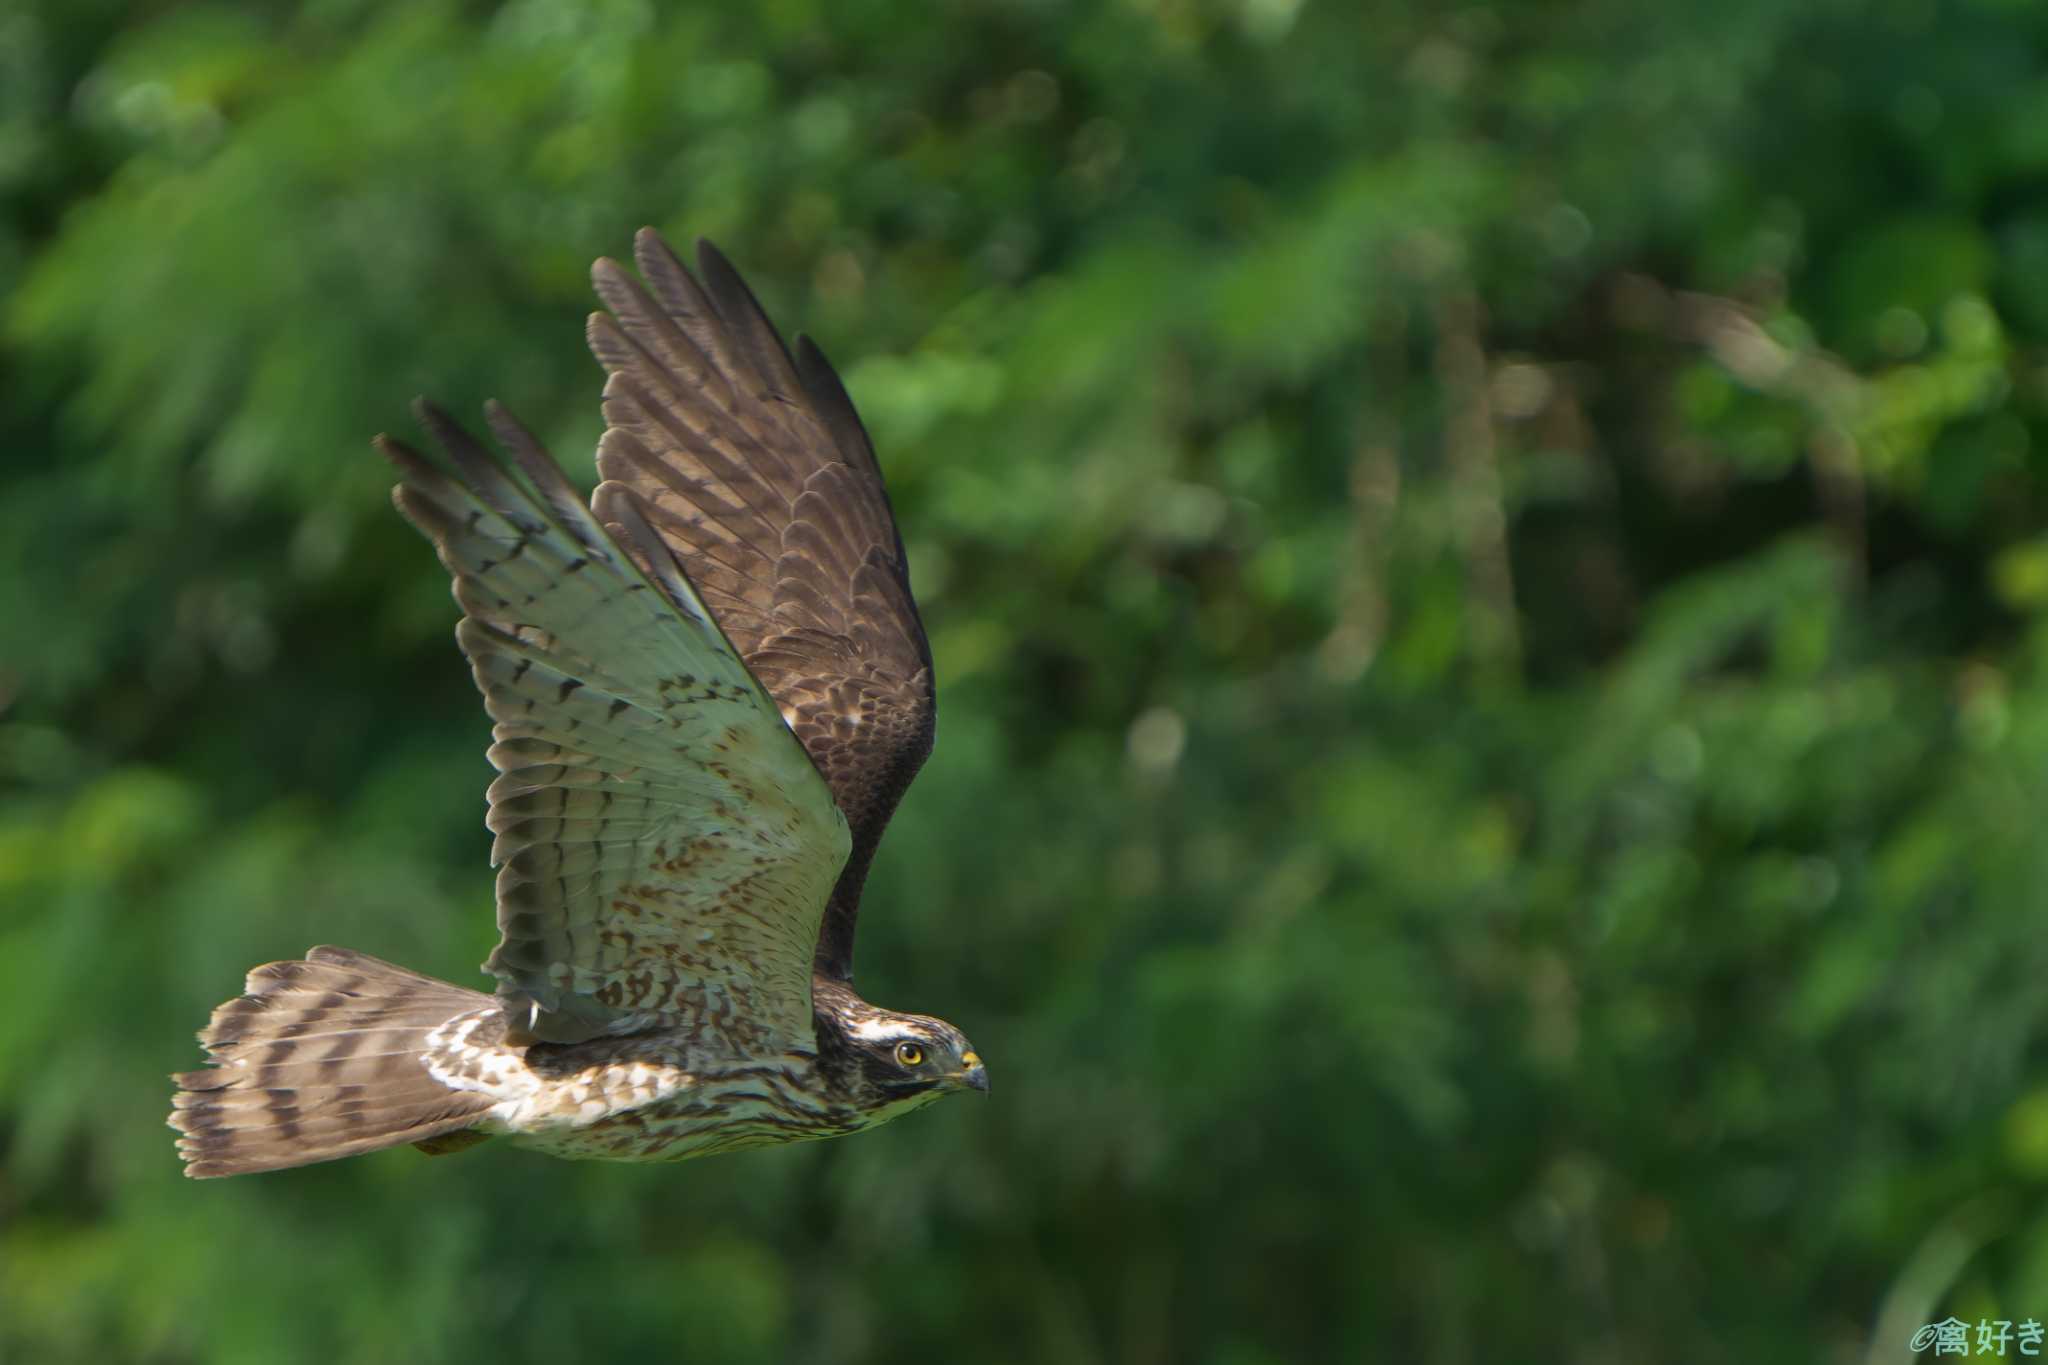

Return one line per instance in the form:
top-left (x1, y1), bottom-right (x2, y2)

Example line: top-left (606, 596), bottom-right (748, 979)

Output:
top-left (169, 231), bottom-right (984, 1177)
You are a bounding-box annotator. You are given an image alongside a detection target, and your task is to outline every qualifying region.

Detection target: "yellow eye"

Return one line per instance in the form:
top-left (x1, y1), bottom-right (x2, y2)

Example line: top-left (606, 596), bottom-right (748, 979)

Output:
top-left (894, 1042), bottom-right (925, 1067)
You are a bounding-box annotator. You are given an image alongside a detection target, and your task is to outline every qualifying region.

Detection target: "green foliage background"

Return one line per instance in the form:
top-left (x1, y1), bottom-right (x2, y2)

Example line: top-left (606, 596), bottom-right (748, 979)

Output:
top-left (6, 0), bottom-right (2048, 1360)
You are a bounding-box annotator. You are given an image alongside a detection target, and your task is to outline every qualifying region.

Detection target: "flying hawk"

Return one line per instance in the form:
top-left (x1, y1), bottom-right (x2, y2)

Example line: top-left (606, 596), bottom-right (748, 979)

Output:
top-left (170, 231), bottom-right (984, 1177)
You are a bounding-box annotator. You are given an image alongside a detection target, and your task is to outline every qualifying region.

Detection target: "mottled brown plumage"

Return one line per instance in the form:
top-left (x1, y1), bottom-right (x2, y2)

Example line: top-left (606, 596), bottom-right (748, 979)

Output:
top-left (169, 233), bottom-right (980, 1179)
top-left (587, 233), bottom-right (936, 982)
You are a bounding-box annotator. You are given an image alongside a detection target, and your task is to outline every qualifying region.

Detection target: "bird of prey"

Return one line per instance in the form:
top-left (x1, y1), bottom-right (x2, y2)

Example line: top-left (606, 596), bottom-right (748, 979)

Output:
top-left (169, 230), bottom-right (984, 1177)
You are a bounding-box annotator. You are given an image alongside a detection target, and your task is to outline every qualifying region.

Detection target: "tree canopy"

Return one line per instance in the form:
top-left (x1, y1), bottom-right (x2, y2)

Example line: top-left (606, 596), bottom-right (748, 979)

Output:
top-left (6, 1), bottom-right (2048, 1360)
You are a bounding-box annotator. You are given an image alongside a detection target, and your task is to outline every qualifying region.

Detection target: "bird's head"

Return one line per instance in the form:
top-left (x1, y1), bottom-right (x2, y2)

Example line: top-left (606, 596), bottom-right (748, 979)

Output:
top-left (814, 986), bottom-right (988, 1119)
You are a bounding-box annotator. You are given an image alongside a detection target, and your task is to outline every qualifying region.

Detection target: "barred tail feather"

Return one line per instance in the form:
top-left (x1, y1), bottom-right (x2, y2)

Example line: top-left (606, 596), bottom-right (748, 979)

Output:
top-left (170, 946), bottom-right (498, 1178)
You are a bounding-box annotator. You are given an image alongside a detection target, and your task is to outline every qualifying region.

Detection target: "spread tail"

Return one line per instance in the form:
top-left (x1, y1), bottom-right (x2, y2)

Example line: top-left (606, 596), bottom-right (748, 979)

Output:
top-left (170, 946), bottom-right (498, 1178)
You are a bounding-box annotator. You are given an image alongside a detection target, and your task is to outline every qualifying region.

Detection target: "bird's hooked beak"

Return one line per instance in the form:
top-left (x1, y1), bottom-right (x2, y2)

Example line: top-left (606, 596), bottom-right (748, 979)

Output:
top-left (958, 1052), bottom-right (990, 1094)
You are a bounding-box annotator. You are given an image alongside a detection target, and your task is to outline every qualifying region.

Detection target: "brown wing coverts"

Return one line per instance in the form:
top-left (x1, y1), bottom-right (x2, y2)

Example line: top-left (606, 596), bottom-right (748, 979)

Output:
top-left (585, 232), bottom-right (935, 982)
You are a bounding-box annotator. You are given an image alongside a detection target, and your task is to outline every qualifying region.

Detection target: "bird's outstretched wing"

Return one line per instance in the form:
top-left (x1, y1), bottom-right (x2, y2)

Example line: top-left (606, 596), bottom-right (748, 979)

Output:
top-left (381, 400), bottom-right (851, 1046)
top-left (584, 233), bottom-right (935, 983)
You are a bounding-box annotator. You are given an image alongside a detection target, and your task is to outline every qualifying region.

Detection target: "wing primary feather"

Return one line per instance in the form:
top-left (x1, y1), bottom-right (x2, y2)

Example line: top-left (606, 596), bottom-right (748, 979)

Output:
top-left (591, 258), bottom-right (730, 410)
top-left (401, 400), bottom-right (736, 648)
top-left (481, 400), bottom-right (611, 554)
top-left (793, 334), bottom-right (885, 481)
top-left (693, 238), bottom-right (808, 402)
top-left (598, 368), bottom-right (798, 520)
top-left (593, 481), bottom-right (740, 652)
top-left (410, 399), bottom-right (537, 530)
top-left (632, 228), bottom-right (746, 385)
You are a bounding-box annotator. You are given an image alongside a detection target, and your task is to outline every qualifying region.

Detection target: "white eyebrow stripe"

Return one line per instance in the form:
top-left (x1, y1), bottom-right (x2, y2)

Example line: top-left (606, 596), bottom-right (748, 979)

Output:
top-left (851, 1017), bottom-right (917, 1043)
